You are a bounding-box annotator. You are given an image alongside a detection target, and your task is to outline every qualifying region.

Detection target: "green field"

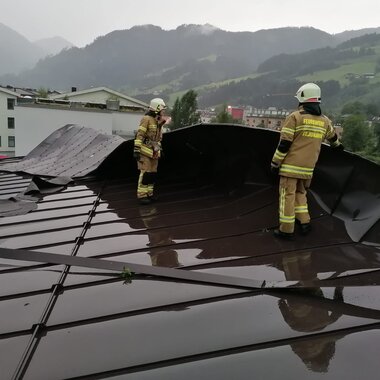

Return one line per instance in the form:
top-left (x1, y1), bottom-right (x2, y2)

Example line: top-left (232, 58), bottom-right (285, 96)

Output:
top-left (168, 72), bottom-right (263, 105)
top-left (298, 56), bottom-right (379, 85)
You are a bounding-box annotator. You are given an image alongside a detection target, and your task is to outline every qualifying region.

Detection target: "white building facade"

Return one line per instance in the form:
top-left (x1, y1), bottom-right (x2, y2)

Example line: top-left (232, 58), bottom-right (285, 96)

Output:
top-left (0, 86), bottom-right (149, 157)
top-left (15, 101), bottom-right (145, 156)
top-left (0, 87), bottom-right (18, 156)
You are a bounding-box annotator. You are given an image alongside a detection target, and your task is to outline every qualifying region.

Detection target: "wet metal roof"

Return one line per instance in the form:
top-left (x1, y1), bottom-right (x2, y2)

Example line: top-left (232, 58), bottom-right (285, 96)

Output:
top-left (0, 124), bottom-right (379, 379)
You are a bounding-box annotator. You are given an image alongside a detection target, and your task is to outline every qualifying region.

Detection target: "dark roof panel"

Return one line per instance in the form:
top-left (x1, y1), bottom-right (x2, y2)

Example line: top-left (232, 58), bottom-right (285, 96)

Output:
top-left (0, 124), bottom-right (379, 379)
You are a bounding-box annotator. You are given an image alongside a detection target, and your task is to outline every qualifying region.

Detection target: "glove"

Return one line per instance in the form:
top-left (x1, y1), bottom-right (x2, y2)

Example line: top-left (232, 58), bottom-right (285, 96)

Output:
top-left (133, 151), bottom-right (140, 161)
top-left (270, 162), bottom-right (279, 175)
top-left (158, 119), bottom-right (167, 127)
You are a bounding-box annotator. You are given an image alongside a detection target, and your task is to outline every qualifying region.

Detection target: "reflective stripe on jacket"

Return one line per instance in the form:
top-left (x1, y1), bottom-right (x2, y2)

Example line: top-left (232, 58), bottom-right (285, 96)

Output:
top-left (134, 115), bottom-right (162, 159)
top-left (272, 107), bottom-right (338, 179)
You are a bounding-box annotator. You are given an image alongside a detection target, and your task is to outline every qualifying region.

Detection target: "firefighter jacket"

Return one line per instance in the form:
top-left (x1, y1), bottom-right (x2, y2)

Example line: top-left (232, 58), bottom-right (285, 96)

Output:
top-left (134, 114), bottom-right (163, 159)
top-left (272, 106), bottom-right (341, 179)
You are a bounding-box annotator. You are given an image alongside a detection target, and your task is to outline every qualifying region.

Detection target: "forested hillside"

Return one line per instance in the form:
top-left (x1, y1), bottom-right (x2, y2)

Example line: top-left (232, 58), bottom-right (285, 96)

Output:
top-left (0, 25), bottom-right (336, 89)
top-left (196, 33), bottom-right (380, 110)
top-left (2, 23), bottom-right (380, 113)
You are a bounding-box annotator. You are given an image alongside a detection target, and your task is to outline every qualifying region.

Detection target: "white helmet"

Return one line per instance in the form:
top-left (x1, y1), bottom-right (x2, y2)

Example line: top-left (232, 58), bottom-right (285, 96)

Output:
top-left (295, 83), bottom-right (321, 103)
top-left (149, 98), bottom-right (167, 113)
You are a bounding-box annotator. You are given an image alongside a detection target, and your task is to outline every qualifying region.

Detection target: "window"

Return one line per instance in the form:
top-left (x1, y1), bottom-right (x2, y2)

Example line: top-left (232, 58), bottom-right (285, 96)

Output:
top-left (7, 98), bottom-right (15, 110)
top-left (8, 117), bottom-right (15, 129)
top-left (8, 136), bottom-right (15, 148)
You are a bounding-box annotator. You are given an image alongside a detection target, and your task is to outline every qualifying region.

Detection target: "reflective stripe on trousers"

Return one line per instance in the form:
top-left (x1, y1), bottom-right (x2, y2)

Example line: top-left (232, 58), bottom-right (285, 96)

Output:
top-left (279, 176), bottom-right (311, 233)
top-left (137, 155), bottom-right (158, 199)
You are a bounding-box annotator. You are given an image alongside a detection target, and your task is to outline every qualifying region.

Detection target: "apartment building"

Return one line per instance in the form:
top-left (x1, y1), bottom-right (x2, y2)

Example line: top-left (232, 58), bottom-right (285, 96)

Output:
top-left (0, 86), bottom-right (149, 156)
top-left (15, 98), bottom-right (146, 156)
top-left (0, 87), bottom-right (18, 156)
top-left (245, 107), bottom-right (290, 130)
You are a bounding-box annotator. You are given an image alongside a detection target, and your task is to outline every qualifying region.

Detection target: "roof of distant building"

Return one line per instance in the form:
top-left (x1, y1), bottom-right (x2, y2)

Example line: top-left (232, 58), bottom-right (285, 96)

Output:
top-left (51, 86), bottom-right (149, 108)
top-left (0, 86), bottom-right (20, 97)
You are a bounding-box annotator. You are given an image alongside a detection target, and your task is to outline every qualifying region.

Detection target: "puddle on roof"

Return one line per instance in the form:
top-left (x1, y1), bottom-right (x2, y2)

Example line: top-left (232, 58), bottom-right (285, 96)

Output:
top-left (25, 292), bottom-right (379, 379)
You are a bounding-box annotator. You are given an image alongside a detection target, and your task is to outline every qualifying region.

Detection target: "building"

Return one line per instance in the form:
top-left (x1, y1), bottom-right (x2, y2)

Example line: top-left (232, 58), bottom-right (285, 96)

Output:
top-left (1, 86), bottom-right (149, 156)
top-left (0, 87), bottom-right (18, 156)
top-left (198, 108), bottom-right (217, 123)
top-left (51, 86), bottom-right (148, 108)
top-left (15, 97), bottom-right (147, 156)
top-left (227, 106), bottom-right (244, 121)
top-left (245, 107), bottom-right (290, 130)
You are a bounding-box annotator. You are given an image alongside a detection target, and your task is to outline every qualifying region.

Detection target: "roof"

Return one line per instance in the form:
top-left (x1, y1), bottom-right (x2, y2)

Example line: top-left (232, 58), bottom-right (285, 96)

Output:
top-left (0, 124), bottom-right (379, 379)
top-left (0, 124), bottom-right (127, 178)
top-left (0, 86), bottom-right (19, 97)
top-left (51, 86), bottom-right (149, 108)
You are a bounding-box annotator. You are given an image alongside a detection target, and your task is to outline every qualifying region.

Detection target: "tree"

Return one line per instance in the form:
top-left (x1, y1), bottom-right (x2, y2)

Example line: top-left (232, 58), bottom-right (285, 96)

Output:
top-left (211, 104), bottom-right (235, 123)
top-left (169, 90), bottom-right (200, 130)
top-left (373, 122), bottom-right (380, 149)
top-left (365, 104), bottom-right (379, 118)
top-left (341, 114), bottom-right (371, 152)
top-left (37, 87), bottom-right (49, 98)
top-left (341, 101), bottom-right (365, 115)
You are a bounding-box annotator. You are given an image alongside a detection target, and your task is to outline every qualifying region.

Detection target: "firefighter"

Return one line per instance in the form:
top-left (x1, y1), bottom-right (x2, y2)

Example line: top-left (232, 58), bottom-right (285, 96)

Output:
top-left (271, 83), bottom-right (343, 239)
top-left (134, 98), bottom-right (167, 205)
top-left (277, 251), bottom-right (344, 372)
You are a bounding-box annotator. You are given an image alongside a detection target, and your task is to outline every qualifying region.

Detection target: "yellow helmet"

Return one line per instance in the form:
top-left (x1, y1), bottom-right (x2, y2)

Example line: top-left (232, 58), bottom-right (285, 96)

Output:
top-left (295, 83), bottom-right (321, 103)
top-left (149, 98), bottom-right (167, 113)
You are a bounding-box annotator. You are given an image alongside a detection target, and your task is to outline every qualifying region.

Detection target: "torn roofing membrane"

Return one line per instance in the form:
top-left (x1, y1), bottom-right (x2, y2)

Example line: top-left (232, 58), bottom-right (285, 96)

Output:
top-left (0, 124), bottom-right (379, 379)
top-left (0, 124), bottom-right (127, 178)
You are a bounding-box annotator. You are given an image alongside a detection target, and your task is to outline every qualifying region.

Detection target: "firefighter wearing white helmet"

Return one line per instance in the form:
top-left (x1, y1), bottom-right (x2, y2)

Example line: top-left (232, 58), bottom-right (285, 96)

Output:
top-left (134, 98), bottom-right (167, 204)
top-left (271, 83), bottom-right (344, 240)
top-left (149, 98), bottom-right (167, 113)
top-left (295, 83), bottom-right (321, 103)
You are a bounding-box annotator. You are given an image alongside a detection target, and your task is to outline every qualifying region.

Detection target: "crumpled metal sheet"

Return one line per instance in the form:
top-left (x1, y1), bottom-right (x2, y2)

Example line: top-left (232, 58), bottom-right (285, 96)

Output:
top-left (0, 124), bottom-right (127, 178)
top-left (0, 175), bottom-right (73, 217)
top-left (157, 124), bottom-right (380, 243)
top-left (0, 198), bottom-right (37, 217)
top-left (0, 123), bottom-right (379, 241)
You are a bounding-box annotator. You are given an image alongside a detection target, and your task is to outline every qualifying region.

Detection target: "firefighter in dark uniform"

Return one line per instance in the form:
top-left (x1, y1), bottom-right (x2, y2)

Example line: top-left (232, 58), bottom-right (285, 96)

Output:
top-left (134, 98), bottom-right (167, 205)
top-left (271, 83), bottom-right (343, 239)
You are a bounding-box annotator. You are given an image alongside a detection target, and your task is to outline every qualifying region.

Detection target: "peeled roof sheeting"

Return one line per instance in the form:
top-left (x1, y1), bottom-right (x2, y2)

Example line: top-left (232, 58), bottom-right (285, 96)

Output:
top-left (0, 124), bottom-right (126, 178)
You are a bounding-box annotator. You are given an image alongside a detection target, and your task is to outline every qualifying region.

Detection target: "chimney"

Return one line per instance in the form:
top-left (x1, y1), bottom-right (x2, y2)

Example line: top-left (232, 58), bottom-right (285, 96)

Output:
top-left (71, 87), bottom-right (77, 92)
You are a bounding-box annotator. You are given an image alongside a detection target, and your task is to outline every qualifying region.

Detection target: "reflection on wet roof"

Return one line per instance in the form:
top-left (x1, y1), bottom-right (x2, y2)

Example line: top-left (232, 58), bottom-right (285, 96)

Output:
top-left (0, 124), bottom-right (379, 379)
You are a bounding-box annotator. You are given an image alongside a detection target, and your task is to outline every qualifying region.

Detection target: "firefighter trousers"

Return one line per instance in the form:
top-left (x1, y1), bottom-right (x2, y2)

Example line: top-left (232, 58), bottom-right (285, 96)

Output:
top-left (278, 176), bottom-right (311, 233)
top-left (137, 155), bottom-right (158, 199)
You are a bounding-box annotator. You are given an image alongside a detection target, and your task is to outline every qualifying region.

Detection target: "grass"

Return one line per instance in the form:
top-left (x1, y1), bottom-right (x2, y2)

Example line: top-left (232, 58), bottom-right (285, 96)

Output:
top-left (297, 56), bottom-right (379, 85)
top-left (168, 72), bottom-right (264, 105)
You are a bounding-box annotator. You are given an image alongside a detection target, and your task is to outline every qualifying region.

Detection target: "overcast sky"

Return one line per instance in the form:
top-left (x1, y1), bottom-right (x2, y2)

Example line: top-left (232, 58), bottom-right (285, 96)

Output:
top-left (1, 0), bottom-right (380, 47)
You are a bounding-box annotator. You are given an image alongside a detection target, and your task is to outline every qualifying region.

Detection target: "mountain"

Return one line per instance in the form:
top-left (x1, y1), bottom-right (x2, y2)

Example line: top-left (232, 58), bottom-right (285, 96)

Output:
top-left (0, 23), bottom-right (75, 77)
top-left (34, 36), bottom-right (74, 56)
top-left (333, 27), bottom-right (380, 45)
top-left (197, 33), bottom-right (380, 110)
top-left (1, 22), bottom-right (380, 110)
top-left (1, 24), bottom-right (335, 90)
top-left (0, 23), bottom-right (44, 75)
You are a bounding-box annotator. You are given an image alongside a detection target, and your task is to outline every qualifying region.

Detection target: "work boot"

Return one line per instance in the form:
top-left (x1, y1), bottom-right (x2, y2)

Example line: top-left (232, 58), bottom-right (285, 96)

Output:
top-left (299, 223), bottom-right (312, 235)
top-left (296, 219), bottom-right (312, 235)
top-left (138, 197), bottom-right (152, 205)
top-left (273, 229), bottom-right (295, 241)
